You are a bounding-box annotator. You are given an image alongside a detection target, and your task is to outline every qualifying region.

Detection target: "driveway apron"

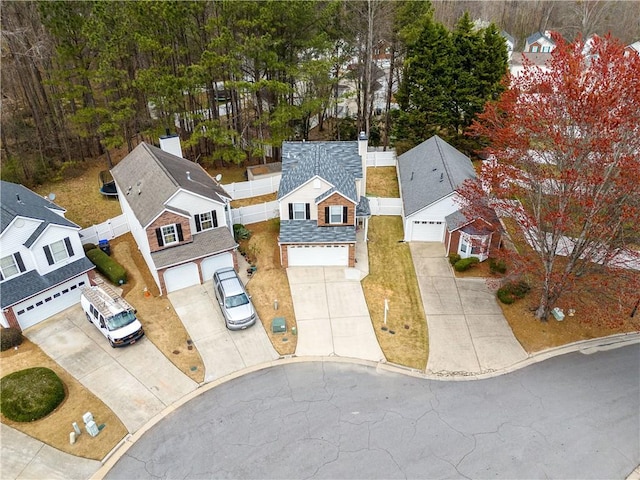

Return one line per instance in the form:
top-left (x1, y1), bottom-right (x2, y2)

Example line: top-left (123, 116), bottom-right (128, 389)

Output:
top-left (25, 305), bottom-right (197, 433)
top-left (0, 423), bottom-right (100, 480)
top-left (410, 243), bottom-right (527, 375)
top-left (287, 267), bottom-right (385, 362)
top-left (168, 282), bottom-right (279, 383)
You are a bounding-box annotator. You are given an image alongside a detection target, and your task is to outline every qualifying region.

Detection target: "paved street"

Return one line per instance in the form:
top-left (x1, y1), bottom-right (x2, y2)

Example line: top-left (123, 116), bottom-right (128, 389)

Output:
top-left (287, 267), bottom-right (385, 362)
top-left (105, 345), bottom-right (639, 480)
top-left (410, 242), bottom-right (528, 374)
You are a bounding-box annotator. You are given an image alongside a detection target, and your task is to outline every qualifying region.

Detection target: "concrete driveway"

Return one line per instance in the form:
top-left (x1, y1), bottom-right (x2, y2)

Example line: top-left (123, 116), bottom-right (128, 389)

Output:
top-left (410, 243), bottom-right (528, 375)
top-left (25, 305), bottom-right (197, 433)
top-left (287, 267), bottom-right (385, 362)
top-left (168, 282), bottom-right (279, 383)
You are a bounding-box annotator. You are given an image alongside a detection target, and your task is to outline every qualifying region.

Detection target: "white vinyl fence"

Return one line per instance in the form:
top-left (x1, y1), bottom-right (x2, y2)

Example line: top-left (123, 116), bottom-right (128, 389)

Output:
top-left (222, 175), bottom-right (281, 200)
top-left (231, 201), bottom-right (279, 225)
top-left (367, 197), bottom-right (402, 216)
top-left (79, 213), bottom-right (130, 245)
top-left (366, 150), bottom-right (396, 167)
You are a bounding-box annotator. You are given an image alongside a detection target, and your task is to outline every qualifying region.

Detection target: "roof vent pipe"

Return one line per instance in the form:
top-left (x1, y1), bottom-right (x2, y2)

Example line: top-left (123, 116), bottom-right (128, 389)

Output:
top-left (186, 171), bottom-right (191, 181)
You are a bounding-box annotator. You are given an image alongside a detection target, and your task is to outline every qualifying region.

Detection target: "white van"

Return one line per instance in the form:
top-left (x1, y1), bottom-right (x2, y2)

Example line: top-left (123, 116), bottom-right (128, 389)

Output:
top-left (80, 282), bottom-right (144, 347)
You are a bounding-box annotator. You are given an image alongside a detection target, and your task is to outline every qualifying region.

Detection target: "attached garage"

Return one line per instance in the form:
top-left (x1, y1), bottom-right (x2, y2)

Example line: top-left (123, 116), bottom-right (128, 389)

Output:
top-left (201, 252), bottom-right (234, 282)
top-left (409, 220), bottom-right (445, 242)
top-left (14, 275), bottom-right (89, 330)
top-left (164, 263), bottom-right (200, 293)
top-left (287, 245), bottom-right (349, 267)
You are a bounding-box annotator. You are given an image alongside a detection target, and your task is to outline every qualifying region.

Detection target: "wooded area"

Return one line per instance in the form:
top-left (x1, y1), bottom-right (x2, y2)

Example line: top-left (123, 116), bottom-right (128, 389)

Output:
top-left (1, 0), bottom-right (638, 185)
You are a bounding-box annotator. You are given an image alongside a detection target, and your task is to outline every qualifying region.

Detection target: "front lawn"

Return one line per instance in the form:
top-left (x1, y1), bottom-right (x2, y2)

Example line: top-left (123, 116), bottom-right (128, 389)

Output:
top-left (362, 216), bottom-right (428, 369)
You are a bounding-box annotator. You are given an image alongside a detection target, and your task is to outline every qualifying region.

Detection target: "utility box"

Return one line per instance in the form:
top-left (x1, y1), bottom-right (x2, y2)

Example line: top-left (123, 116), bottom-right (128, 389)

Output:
top-left (86, 420), bottom-right (99, 437)
top-left (551, 307), bottom-right (565, 321)
top-left (82, 412), bottom-right (94, 424)
top-left (271, 317), bottom-right (286, 333)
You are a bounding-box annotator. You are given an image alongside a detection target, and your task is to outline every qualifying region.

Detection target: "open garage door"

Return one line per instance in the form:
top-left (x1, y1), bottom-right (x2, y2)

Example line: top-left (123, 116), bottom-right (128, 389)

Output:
top-left (201, 252), bottom-right (234, 282)
top-left (410, 220), bottom-right (445, 242)
top-left (14, 275), bottom-right (89, 330)
top-left (288, 245), bottom-right (349, 267)
top-left (164, 263), bottom-right (200, 293)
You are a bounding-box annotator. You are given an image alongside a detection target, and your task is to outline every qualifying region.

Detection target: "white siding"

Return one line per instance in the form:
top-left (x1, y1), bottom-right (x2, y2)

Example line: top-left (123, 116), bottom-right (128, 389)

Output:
top-left (279, 177), bottom-right (332, 220)
top-left (0, 217), bottom-right (42, 248)
top-left (166, 189), bottom-right (227, 230)
top-left (404, 194), bottom-right (460, 242)
top-left (30, 225), bottom-right (84, 275)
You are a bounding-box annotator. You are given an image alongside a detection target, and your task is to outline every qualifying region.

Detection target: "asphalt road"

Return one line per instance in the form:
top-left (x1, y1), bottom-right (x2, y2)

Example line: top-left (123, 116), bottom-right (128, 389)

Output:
top-left (106, 345), bottom-right (640, 479)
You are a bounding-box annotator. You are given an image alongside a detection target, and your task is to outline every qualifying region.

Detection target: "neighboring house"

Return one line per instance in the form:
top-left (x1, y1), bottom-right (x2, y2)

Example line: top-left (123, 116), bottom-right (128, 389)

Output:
top-left (396, 135), bottom-right (501, 261)
top-left (0, 181), bottom-right (94, 330)
top-left (501, 31), bottom-right (515, 60)
top-left (277, 134), bottom-right (370, 267)
top-left (110, 142), bottom-right (237, 294)
top-left (625, 40), bottom-right (640, 57)
top-left (510, 51), bottom-right (553, 77)
top-left (525, 31), bottom-right (556, 53)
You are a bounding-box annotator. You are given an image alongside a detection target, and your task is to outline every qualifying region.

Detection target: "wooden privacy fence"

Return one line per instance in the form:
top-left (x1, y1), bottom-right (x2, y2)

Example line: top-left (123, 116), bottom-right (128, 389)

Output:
top-left (79, 213), bottom-right (130, 245)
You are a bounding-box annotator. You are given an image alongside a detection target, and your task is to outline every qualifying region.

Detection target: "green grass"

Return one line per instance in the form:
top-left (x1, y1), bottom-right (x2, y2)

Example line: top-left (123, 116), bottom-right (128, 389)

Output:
top-left (1, 367), bottom-right (66, 422)
top-left (366, 167), bottom-right (400, 198)
top-left (362, 216), bottom-right (428, 369)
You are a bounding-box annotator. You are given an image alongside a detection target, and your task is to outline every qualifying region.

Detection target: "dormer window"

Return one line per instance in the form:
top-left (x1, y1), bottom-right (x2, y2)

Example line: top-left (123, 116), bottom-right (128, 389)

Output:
top-left (195, 211), bottom-right (218, 232)
top-left (156, 224), bottom-right (183, 247)
top-left (44, 238), bottom-right (74, 265)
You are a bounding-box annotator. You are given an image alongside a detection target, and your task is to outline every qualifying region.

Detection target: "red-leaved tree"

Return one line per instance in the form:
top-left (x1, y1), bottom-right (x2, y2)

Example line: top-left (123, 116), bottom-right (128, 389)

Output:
top-left (459, 34), bottom-right (640, 321)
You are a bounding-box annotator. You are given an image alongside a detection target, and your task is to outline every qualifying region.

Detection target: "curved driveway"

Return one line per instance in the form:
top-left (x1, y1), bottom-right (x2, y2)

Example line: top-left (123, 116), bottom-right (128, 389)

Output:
top-left (106, 345), bottom-right (639, 479)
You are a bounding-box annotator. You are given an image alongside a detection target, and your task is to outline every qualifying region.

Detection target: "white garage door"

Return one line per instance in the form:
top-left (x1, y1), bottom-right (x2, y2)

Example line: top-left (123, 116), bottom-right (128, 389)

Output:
top-left (164, 263), bottom-right (200, 293)
top-left (411, 220), bottom-right (445, 242)
top-left (288, 245), bottom-right (349, 267)
top-left (201, 252), bottom-right (234, 282)
top-left (14, 275), bottom-right (89, 330)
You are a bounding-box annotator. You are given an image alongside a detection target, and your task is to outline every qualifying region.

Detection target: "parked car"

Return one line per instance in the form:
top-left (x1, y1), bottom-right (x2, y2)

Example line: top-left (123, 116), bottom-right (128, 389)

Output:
top-left (80, 283), bottom-right (144, 347)
top-left (213, 267), bottom-right (257, 330)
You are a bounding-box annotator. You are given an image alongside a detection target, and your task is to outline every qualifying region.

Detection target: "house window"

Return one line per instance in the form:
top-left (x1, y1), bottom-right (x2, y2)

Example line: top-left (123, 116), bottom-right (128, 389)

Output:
top-left (0, 253), bottom-right (25, 280)
top-left (329, 205), bottom-right (346, 224)
top-left (542, 46), bottom-right (551, 53)
top-left (460, 238), bottom-right (468, 253)
top-left (289, 203), bottom-right (309, 220)
top-left (531, 45), bottom-right (539, 52)
top-left (155, 223), bottom-right (184, 247)
top-left (43, 238), bottom-right (74, 265)
top-left (195, 211), bottom-right (218, 232)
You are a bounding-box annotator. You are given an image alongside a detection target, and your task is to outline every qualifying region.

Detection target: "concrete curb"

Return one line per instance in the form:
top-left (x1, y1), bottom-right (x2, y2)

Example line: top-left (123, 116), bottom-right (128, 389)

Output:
top-left (91, 332), bottom-right (640, 479)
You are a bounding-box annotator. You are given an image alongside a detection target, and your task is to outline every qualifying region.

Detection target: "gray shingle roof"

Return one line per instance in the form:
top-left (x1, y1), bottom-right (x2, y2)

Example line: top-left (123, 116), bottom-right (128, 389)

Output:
top-left (278, 141), bottom-right (361, 203)
top-left (356, 196), bottom-right (371, 217)
top-left (1, 180), bottom-right (77, 236)
top-left (111, 143), bottom-right (231, 228)
top-left (397, 135), bottom-right (476, 217)
top-left (279, 220), bottom-right (355, 243)
top-left (0, 257), bottom-right (94, 308)
top-left (150, 226), bottom-right (237, 269)
top-left (510, 52), bottom-right (553, 67)
top-left (445, 210), bottom-right (470, 231)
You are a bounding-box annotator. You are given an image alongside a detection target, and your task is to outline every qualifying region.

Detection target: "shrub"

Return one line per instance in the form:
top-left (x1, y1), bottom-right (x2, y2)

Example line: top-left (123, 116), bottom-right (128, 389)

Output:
top-left (233, 224), bottom-right (251, 241)
top-left (82, 243), bottom-right (97, 254)
top-left (1, 367), bottom-right (66, 422)
top-left (489, 258), bottom-right (507, 274)
top-left (86, 248), bottom-right (127, 285)
top-left (448, 253), bottom-right (461, 266)
top-left (454, 257), bottom-right (480, 272)
top-left (496, 280), bottom-right (531, 304)
top-left (0, 328), bottom-right (23, 352)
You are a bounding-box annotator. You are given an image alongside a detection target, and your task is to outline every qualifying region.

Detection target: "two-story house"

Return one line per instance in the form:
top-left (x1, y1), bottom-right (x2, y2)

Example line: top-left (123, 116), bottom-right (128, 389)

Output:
top-left (110, 142), bottom-right (237, 294)
top-left (277, 134), bottom-right (370, 267)
top-left (525, 31), bottom-right (556, 53)
top-left (0, 181), bottom-right (95, 330)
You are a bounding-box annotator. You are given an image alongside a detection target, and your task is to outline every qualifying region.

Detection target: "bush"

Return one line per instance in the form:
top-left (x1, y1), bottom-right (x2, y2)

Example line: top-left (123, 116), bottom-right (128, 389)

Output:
top-left (86, 248), bottom-right (127, 285)
top-left (497, 280), bottom-right (531, 304)
top-left (489, 258), bottom-right (507, 274)
top-left (233, 224), bottom-right (251, 241)
top-left (0, 328), bottom-right (23, 352)
top-left (448, 253), bottom-right (461, 266)
top-left (1, 367), bottom-right (66, 422)
top-left (454, 257), bottom-right (480, 272)
top-left (82, 243), bottom-right (97, 254)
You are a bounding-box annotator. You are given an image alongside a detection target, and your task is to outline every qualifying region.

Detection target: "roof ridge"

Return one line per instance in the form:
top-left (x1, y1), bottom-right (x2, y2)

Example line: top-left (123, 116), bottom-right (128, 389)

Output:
top-left (144, 143), bottom-right (180, 188)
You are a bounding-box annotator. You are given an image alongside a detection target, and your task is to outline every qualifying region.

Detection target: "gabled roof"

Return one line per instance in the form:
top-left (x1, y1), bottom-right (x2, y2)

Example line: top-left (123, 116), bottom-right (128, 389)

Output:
top-left (526, 31), bottom-right (555, 47)
top-left (150, 226), bottom-right (237, 269)
top-left (501, 31), bottom-right (515, 48)
top-left (111, 143), bottom-right (231, 228)
top-left (1, 180), bottom-right (77, 235)
top-left (278, 141), bottom-right (361, 203)
top-left (397, 136), bottom-right (476, 217)
top-left (626, 41), bottom-right (640, 54)
top-left (279, 220), bottom-right (355, 243)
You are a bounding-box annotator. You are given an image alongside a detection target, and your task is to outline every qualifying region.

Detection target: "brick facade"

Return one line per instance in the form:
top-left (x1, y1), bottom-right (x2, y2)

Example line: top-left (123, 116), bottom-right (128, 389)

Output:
top-left (445, 218), bottom-right (502, 258)
top-left (317, 193), bottom-right (355, 227)
top-left (3, 307), bottom-right (20, 330)
top-left (146, 211), bottom-right (192, 252)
